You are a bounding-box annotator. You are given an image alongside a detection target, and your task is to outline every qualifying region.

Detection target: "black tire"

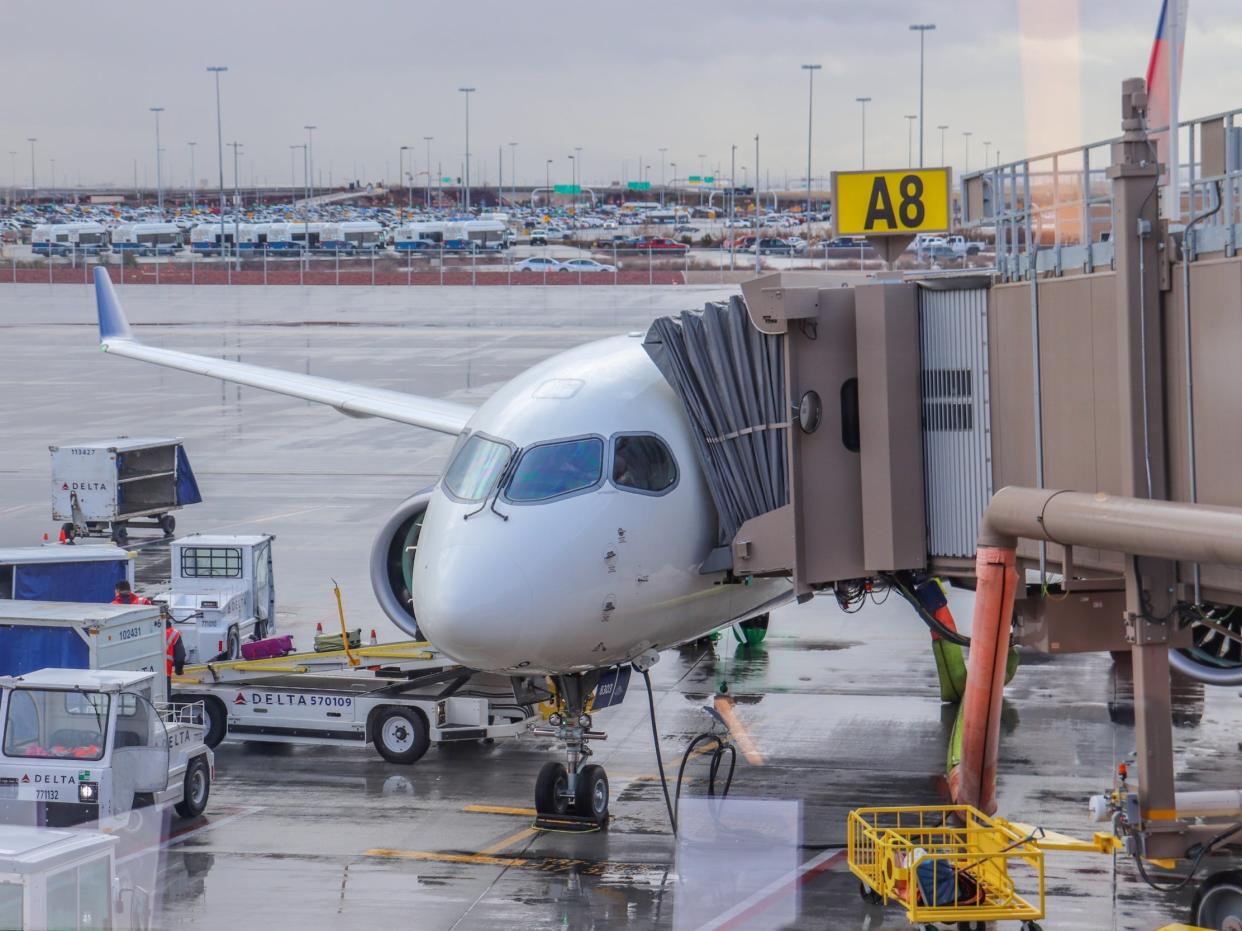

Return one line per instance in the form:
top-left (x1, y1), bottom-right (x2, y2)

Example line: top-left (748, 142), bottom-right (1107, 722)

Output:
top-left (859, 881), bottom-right (882, 905)
top-left (958, 922), bottom-right (987, 931)
top-left (200, 697), bottom-right (227, 748)
top-left (1192, 870), bottom-right (1242, 930)
top-left (573, 763), bottom-right (609, 825)
top-left (174, 756), bottom-right (210, 819)
top-left (111, 524), bottom-right (129, 546)
top-left (372, 706), bottom-right (430, 764)
top-left (159, 514), bottom-right (176, 537)
top-left (226, 627), bottom-right (241, 660)
top-left (535, 761), bottom-right (570, 816)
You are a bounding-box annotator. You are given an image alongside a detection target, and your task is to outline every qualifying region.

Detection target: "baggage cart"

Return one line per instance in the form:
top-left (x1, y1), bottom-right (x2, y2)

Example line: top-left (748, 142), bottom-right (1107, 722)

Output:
top-left (0, 545), bottom-right (135, 605)
top-left (848, 804), bottom-right (1046, 930)
top-left (50, 437), bottom-right (202, 545)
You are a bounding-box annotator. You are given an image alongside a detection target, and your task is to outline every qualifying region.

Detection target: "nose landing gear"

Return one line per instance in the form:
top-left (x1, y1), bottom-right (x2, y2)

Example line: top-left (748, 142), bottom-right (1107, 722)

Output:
top-left (532, 672), bottom-right (610, 831)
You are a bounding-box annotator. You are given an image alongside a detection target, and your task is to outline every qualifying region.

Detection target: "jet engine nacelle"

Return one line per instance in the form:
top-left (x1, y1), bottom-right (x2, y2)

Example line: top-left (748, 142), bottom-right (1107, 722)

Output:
top-left (369, 488), bottom-right (434, 639)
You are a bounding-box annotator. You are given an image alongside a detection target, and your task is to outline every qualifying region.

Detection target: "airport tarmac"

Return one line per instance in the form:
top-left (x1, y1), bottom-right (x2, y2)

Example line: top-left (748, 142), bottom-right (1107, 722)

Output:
top-left (1, 281), bottom-right (1238, 929)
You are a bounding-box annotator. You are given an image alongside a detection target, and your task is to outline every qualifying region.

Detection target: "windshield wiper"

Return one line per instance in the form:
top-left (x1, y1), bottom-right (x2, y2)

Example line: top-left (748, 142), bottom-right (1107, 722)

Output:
top-left (463, 449), bottom-right (519, 522)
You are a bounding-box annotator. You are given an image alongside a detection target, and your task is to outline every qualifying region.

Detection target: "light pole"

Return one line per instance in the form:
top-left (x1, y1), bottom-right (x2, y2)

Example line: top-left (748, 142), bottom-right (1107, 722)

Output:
top-left (458, 87), bottom-right (475, 212)
top-left (574, 147), bottom-right (583, 206)
top-left (289, 145), bottom-right (303, 202)
top-left (905, 114), bottom-right (917, 168)
top-left (856, 97), bottom-right (872, 170)
top-left (423, 137), bottom-right (434, 208)
top-left (545, 159), bottom-right (552, 212)
top-left (567, 154), bottom-right (575, 208)
top-left (754, 133), bottom-right (761, 273)
top-left (150, 107), bottom-right (165, 216)
top-left (27, 138), bottom-right (36, 195)
top-left (7, 151), bottom-right (15, 208)
top-left (207, 66), bottom-right (228, 258)
top-left (399, 145), bottom-right (410, 214)
top-left (801, 63), bottom-right (821, 217)
top-left (658, 147), bottom-right (667, 206)
top-left (962, 131), bottom-right (972, 173)
top-left (670, 161), bottom-right (677, 205)
top-left (188, 142), bottom-right (197, 210)
top-left (909, 23), bottom-right (935, 168)
top-left (697, 154), bottom-right (706, 206)
top-left (304, 125), bottom-right (316, 200)
top-left (982, 140), bottom-right (992, 167)
top-left (506, 142), bottom-right (516, 209)
top-left (729, 143), bottom-right (737, 270)
top-left (937, 125), bottom-right (948, 166)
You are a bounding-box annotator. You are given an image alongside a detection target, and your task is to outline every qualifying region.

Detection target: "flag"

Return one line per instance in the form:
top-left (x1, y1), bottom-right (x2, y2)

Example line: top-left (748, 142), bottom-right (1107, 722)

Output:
top-left (1146, 0), bottom-right (1189, 184)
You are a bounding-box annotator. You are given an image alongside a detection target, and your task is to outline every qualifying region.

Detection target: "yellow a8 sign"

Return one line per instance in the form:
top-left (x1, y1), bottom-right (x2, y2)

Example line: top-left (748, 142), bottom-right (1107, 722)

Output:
top-left (831, 168), bottom-right (951, 237)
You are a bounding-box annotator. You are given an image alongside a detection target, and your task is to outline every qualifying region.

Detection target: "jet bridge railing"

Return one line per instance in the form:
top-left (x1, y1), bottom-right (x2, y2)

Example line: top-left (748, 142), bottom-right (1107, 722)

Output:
top-left (962, 104), bottom-right (1242, 280)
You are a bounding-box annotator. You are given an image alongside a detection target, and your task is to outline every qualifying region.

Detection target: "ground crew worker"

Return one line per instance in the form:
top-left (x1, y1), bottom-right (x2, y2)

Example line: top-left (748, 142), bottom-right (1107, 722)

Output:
top-left (165, 614), bottom-right (185, 677)
top-left (112, 580), bottom-right (152, 605)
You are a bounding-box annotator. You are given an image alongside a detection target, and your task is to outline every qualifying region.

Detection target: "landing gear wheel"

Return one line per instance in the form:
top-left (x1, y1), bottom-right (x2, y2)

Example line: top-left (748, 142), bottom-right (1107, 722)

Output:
top-left (858, 881), bottom-right (882, 906)
top-left (60, 523), bottom-right (76, 544)
top-left (731, 614), bottom-right (769, 646)
top-left (174, 756), bottom-right (210, 819)
top-left (111, 524), bottom-right (129, 546)
top-left (573, 764), bottom-right (609, 825)
top-left (535, 761), bottom-right (570, 816)
top-left (159, 514), bottom-right (176, 537)
top-left (226, 627), bottom-right (241, 660)
top-left (373, 707), bottom-right (430, 764)
top-left (1192, 870), bottom-right (1242, 931)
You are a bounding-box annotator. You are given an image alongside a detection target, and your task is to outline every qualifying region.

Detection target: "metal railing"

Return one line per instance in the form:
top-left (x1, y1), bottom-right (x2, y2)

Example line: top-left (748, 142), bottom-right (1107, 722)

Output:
top-left (961, 104), bottom-right (1242, 279)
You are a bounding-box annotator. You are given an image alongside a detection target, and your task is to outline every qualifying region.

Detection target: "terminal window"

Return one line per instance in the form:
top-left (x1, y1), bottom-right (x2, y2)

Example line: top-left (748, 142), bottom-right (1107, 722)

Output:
top-left (181, 546), bottom-right (242, 578)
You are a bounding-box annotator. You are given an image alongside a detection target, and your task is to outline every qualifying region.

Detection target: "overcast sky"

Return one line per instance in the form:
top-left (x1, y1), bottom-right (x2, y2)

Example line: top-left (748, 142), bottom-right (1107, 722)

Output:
top-left (3, 0), bottom-right (1239, 192)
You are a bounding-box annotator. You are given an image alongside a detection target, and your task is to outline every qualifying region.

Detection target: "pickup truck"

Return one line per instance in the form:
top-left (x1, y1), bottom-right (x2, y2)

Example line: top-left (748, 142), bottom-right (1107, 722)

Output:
top-left (920, 234), bottom-right (986, 258)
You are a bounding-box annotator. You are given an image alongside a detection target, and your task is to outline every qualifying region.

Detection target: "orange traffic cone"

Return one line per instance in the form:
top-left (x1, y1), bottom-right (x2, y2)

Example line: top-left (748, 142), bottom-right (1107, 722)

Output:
top-left (369, 629), bottom-right (378, 646)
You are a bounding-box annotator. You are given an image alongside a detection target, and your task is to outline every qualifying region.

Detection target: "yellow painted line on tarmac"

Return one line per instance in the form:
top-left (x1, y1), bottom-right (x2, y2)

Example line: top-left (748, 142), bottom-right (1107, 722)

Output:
top-left (463, 804), bottom-right (537, 817)
top-left (367, 848), bottom-right (526, 868)
top-left (479, 827), bottom-right (538, 855)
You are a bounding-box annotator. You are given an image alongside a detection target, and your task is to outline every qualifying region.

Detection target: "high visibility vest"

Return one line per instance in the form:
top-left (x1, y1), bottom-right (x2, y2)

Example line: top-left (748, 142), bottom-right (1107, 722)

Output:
top-left (165, 625), bottom-right (182, 676)
top-left (113, 592), bottom-right (152, 606)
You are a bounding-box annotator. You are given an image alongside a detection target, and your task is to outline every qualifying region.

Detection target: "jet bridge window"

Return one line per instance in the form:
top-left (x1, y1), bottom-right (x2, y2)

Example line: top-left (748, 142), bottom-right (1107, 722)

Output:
top-left (612, 434), bottom-right (677, 494)
top-left (443, 434), bottom-right (512, 502)
top-left (506, 437), bottom-right (604, 502)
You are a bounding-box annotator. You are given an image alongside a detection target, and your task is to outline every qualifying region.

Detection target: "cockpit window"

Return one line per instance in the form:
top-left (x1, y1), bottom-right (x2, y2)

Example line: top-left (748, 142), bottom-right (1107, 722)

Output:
top-left (612, 434), bottom-right (678, 494)
top-left (443, 434), bottom-right (511, 502)
top-left (506, 437), bottom-right (603, 502)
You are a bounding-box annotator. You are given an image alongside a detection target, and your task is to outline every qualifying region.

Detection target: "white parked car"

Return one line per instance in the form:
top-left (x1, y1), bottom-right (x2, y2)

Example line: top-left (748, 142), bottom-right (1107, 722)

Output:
top-left (559, 258), bottom-right (616, 274)
top-left (515, 256), bottom-right (563, 273)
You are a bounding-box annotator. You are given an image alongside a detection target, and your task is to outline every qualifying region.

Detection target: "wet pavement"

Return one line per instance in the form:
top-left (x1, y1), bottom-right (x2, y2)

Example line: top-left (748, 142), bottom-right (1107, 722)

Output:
top-left (1, 282), bottom-right (1239, 929)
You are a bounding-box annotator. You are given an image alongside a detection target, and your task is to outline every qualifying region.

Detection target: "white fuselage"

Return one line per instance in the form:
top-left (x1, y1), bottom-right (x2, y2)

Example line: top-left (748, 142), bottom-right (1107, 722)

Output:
top-left (411, 334), bottom-right (787, 674)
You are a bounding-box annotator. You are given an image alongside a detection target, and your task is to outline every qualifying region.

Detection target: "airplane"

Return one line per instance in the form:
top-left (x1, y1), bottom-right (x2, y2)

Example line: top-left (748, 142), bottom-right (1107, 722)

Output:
top-left (89, 267), bottom-right (790, 825)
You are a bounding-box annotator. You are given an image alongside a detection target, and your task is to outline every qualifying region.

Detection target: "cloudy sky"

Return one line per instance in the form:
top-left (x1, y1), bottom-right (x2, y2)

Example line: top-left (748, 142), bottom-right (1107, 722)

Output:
top-left (3, 0), bottom-right (1239, 192)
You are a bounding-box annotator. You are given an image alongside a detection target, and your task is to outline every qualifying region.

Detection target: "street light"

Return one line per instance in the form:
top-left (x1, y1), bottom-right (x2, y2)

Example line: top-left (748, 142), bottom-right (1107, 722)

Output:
top-left (982, 140), bottom-right (992, 167)
top-left (424, 137), bottom-right (434, 208)
top-left (937, 125), bottom-right (949, 167)
top-left (458, 87), bottom-right (475, 212)
top-left (188, 142), bottom-right (197, 210)
top-left (905, 114), bottom-right (917, 168)
top-left (574, 147), bottom-right (583, 205)
top-left (399, 145), bottom-right (411, 214)
top-left (801, 64), bottom-right (821, 216)
top-left (150, 107), bottom-right (165, 216)
top-left (304, 125), bottom-right (316, 200)
top-left (670, 161), bottom-right (677, 205)
top-left (506, 142), bottom-right (516, 209)
top-left (7, 151), bottom-right (15, 209)
top-left (856, 97), bottom-right (872, 170)
top-left (962, 131), bottom-right (973, 173)
top-left (658, 147), bottom-right (667, 206)
top-left (207, 66), bottom-right (228, 259)
top-left (26, 138), bottom-right (36, 194)
top-left (909, 23), bottom-right (935, 168)
top-left (753, 133), bottom-right (761, 274)
top-left (545, 159), bottom-right (552, 210)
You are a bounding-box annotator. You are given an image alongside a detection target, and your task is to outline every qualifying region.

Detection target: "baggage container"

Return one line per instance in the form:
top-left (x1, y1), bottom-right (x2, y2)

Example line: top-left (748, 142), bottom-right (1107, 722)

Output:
top-left (50, 437), bottom-right (202, 545)
top-left (0, 601), bottom-right (166, 703)
top-left (0, 545), bottom-right (134, 604)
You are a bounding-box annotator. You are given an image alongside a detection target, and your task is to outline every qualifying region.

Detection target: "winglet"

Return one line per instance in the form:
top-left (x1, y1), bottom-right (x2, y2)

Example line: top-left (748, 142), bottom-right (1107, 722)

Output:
top-left (93, 267), bottom-right (133, 343)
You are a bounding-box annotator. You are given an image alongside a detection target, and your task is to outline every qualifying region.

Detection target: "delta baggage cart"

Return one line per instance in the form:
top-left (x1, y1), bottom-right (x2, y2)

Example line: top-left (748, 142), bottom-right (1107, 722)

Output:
top-left (50, 437), bottom-right (202, 545)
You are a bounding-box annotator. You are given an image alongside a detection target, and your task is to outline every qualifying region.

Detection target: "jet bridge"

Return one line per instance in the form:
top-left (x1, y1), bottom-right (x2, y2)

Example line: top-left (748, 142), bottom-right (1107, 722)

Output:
top-left (647, 77), bottom-right (1242, 880)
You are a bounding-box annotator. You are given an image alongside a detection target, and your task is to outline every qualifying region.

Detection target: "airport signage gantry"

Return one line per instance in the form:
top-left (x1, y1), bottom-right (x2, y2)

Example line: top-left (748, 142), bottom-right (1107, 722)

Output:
top-left (650, 76), bottom-right (1242, 884)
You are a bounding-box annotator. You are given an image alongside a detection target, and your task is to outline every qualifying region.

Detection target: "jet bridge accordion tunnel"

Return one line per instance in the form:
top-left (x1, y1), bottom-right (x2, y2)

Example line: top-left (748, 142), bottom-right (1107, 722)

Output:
top-left (645, 78), bottom-right (1242, 866)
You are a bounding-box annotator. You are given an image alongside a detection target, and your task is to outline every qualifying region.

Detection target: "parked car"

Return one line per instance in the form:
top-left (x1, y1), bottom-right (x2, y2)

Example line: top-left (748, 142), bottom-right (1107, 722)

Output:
top-left (515, 256), bottom-right (563, 273)
top-left (631, 236), bottom-right (689, 254)
top-left (559, 258), bottom-right (616, 274)
top-left (751, 237), bottom-right (796, 255)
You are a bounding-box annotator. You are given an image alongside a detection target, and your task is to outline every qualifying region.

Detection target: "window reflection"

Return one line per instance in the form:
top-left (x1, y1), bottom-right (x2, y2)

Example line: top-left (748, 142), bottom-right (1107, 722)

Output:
top-left (507, 438), bottom-right (603, 501)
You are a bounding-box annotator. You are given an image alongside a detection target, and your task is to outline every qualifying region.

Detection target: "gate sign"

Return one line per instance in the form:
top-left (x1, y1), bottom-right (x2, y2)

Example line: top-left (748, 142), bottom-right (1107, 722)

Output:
top-left (831, 168), bottom-right (951, 237)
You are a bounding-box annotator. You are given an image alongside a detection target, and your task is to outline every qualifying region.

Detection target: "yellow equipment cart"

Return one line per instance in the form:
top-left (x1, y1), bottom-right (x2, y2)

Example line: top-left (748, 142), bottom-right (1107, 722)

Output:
top-left (848, 805), bottom-right (1046, 931)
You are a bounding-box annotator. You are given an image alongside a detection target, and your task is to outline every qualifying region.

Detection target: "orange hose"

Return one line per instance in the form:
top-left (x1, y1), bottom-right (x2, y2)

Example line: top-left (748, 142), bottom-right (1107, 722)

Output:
top-left (951, 546), bottom-right (1018, 814)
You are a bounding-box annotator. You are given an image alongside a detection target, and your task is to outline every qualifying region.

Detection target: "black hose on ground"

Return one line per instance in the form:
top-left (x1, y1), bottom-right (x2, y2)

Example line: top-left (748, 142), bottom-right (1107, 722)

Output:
top-left (641, 667), bottom-right (679, 835)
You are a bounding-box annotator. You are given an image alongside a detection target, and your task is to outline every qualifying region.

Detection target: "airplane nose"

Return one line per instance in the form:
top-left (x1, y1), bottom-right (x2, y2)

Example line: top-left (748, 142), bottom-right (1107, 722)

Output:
top-left (412, 541), bottom-right (537, 670)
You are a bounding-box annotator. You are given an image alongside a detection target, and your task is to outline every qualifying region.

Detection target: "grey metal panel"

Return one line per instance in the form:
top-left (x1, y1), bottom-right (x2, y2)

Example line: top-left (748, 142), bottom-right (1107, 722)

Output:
top-left (919, 285), bottom-right (993, 558)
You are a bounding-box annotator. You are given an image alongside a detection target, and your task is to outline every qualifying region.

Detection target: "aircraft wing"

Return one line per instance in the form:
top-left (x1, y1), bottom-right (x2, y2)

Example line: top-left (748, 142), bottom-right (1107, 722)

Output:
top-left (91, 268), bottom-right (474, 435)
